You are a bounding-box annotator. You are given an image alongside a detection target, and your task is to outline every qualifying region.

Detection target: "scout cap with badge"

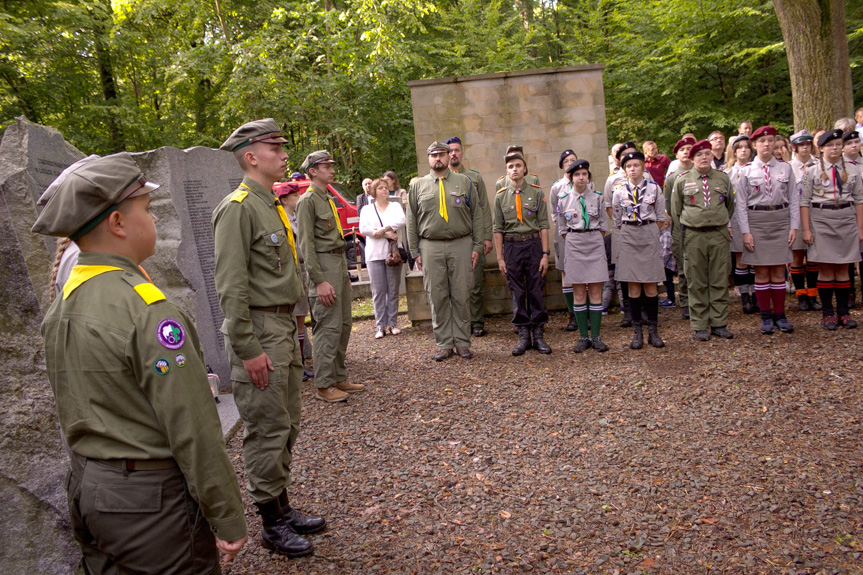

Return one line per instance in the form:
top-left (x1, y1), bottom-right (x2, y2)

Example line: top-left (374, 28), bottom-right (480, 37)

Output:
top-left (790, 130), bottom-right (814, 146)
top-left (673, 136), bottom-right (696, 155)
top-left (427, 141), bottom-right (449, 155)
top-left (566, 159), bottom-right (591, 179)
top-left (220, 118), bottom-right (288, 152)
top-left (750, 126), bottom-right (778, 142)
top-left (688, 140), bottom-right (712, 159)
top-left (817, 128), bottom-right (843, 147)
top-left (300, 149), bottom-right (337, 172)
top-left (620, 150), bottom-right (645, 168)
top-left (616, 141), bottom-right (638, 161)
top-left (504, 150), bottom-right (527, 167)
top-left (31, 152), bottom-right (160, 240)
top-left (559, 149), bottom-right (577, 169)
top-left (505, 144), bottom-right (524, 155)
top-left (842, 130), bottom-right (860, 143)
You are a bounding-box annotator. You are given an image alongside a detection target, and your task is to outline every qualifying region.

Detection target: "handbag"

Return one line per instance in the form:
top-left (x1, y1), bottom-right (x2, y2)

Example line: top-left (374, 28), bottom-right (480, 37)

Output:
top-left (373, 203), bottom-right (405, 267)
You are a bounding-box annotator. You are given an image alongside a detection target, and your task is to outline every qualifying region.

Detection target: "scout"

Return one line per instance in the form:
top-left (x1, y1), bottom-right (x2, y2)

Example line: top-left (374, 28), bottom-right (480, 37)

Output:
top-left (664, 136), bottom-right (696, 319)
top-left (787, 130), bottom-right (822, 311)
top-left (725, 135), bottom-right (757, 314)
top-left (605, 141), bottom-right (639, 326)
top-left (736, 126), bottom-right (800, 335)
top-left (559, 159), bottom-right (610, 352)
top-left (213, 119), bottom-right (325, 558)
top-left (612, 150), bottom-right (666, 349)
top-left (493, 150), bottom-right (552, 355)
top-left (800, 129), bottom-right (863, 330)
top-left (406, 141), bottom-right (483, 361)
top-left (296, 150), bottom-right (365, 401)
top-left (672, 140), bottom-right (736, 341)
top-left (447, 136), bottom-right (494, 337)
top-left (34, 153), bottom-right (248, 572)
top-left (550, 149), bottom-right (580, 331)
top-left (496, 144), bottom-right (541, 189)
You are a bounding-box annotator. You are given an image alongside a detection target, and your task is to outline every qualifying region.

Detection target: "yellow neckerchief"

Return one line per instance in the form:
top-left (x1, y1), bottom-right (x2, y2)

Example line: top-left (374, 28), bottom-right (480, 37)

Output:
top-left (240, 182), bottom-right (298, 265)
top-left (63, 265), bottom-right (123, 299)
top-left (311, 183), bottom-right (345, 236)
top-left (437, 177), bottom-right (448, 222)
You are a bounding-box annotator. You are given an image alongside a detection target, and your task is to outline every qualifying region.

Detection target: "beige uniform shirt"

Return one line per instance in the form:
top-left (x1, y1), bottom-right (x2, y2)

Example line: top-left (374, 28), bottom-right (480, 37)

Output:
top-left (735, 157), bottom-right (800, 234)
top-left (406, 169), bottom-right (482, 255)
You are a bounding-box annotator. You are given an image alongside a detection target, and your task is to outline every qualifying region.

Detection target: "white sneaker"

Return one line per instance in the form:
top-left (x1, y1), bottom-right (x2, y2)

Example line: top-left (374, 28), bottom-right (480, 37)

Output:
top-left (375, 329), bottom-right (385, 339)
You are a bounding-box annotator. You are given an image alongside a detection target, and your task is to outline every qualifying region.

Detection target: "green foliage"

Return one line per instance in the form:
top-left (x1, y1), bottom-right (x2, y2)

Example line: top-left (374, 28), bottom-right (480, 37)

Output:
top-left (0, 0), bottom-right (861, 189)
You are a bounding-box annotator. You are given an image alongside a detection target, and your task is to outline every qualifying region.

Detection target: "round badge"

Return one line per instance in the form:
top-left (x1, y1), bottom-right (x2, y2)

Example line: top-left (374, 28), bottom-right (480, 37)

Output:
top-left (455, 198), bottom-right (461, 204)
top-left (157, 318), bottom-right (186, 350)
top-left (271, 233), bottom-right (278, 243)
top-left (175, 354), bottom-right (186, 368)
top-left (154, 358), bottom-right (171, 375)
top-left (526, 210), bottom-right (532, 216)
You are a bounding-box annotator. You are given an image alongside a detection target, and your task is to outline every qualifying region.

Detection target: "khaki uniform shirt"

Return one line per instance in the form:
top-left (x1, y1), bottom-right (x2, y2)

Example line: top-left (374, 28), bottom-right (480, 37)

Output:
top-left (406, 169), bottom-right (482, 256)
top-left (799, 159), bottom-right (863, 207)
top-left (453, 166), bottom-right (493, 242)
top-left (496, 172), bottom-right (540, 191)
top-left (664, 165), bottom-right (691, 205)
top-left (671, 168), bottom-right (735, 229)
top-left (212, 176), bottom-right (303, 360)
top-left (555, 182), bottom-right (607, 233)
top-left (41, 252), bottom-right (247, 541)
top-left (493, 181), bottom-right (550, 234)
top-left (611, 176), bottom-right (667, 227)
top-left (295, 183), bottom-right (347, 285)
top-left (735, 158), bottom-right (800, 234)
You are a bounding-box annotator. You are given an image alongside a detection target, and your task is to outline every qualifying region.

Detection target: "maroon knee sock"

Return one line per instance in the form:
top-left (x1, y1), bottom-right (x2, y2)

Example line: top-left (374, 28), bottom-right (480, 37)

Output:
top-left (770, 283), bottom-right (786, 315)
top-left (754, 282), bottom-right (772, 313)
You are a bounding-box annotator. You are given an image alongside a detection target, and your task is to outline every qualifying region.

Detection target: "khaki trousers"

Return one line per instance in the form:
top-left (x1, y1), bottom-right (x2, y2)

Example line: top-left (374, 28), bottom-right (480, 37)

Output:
top-left (420, 235), bottom-right (474, 349)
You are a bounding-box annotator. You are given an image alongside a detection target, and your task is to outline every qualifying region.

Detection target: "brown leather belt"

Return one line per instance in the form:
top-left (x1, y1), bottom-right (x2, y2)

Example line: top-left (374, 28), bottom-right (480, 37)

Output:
top-left (250, 304), bottom-right (295, 314)
top-left (567, 228), bottom-right (599, 233)
top-left (812, 202), bottom-right (852, 210)
top-left (316, 247), bottom-right (344, 254)
top-left (686, 225), bottom-right (724, 232)
top-left (622, 220), bottom-right (651, 227)
top-left (749, 203), bottom-right (788, 211)
top-left (503, 232), bottom-right (540, 242)
top-left (92, 458), bottom-right (177, 472)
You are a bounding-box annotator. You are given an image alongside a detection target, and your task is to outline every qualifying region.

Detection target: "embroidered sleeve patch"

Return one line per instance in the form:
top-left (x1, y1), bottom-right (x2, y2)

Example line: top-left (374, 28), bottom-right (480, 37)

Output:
top-left (154, 358), bottom-right (171, 375)
top-left (157, 318), bottom-right (186, 350)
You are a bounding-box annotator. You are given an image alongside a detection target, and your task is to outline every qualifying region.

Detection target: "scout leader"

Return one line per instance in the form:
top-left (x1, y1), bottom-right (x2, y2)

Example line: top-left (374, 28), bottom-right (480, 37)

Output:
top-left (664, 136), bottom-right (696, 319)
top-left (406, 141), bottom-right (483, 361)
top-left (558, 159), bottom-right (610, 353)
top-left (736, 126), bottom-right (800, 335)
top-left (213, 119), bottom-right (325, 559)
top-left (671, 140), bottom-right (735, 342)
top-left (33, 153), bottom-right (248, 573)
top-left (295, 150), bottom-right (365, 402)
top-left (493, 150), bottom-right (553, 356)
top-left (800, 128), bottom-right (863, 330)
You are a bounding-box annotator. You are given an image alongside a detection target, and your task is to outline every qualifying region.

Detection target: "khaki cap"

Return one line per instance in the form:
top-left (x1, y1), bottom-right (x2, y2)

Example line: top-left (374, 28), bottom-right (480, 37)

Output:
top-left (220, 118), bottom-right (288, 152)
top-left (505, 145), bottom-right (524, 155)
top-left (31, 152), bottom-right (159, 239)
top-left (504, 151), bottom-right (527, 165)
top-left (300, 150), bottom-right (336, 172)
top-left (426, 141), bottom-right (449, 155)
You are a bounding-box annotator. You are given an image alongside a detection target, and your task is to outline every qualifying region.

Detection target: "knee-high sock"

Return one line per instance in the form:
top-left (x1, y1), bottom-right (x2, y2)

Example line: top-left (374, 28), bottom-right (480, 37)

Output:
top-left (562, 286), bottom-right (574, 315)
top-left (588, 304), bottom-right (603, 337)
top-left (805, 263), bottom-right (820, 298)
top-left (770, 283), bottom-right (787, 317)
top-left (629, 292), bottom-right (642, 324)
top-left (835, 280), bottom-right (851, 316)
top-left (734, 267), bottom-right (750, 294)
top-left (754, 282), bottom-right (772, 316)
top-left (818, 281), bottom-right (835, 316)
top-left (573, 304), bottom-right (589, 337)
top-left (644, 295), bottom-right (659, 325)
top-left (747, 267), bottom-right (756, 295)
top-left (790, 265), bottom-right (805, 296)
top-left (621, 282), bottom-right (630, 310)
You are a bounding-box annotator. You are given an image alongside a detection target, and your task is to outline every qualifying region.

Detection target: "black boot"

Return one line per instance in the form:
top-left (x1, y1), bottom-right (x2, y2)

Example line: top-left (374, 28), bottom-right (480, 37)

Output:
top-left (630, 323), bottom-right (644, 349)
top-left (647, 323), bottom-right (665, 348)
top-left (797, 293), bottom-right (811, 312)
top-left (512, 326), bottom-right (531, 356)
top-left (741, 292), bottom-right (755, 314)
top-left (644, 296), bottom-right (665, 348)
top-left (256, 500), bottom-right (313, 558)
top-left (532, 326), bottom-right (552, 354)
top-left (566, 313), bottom-right (579, 332)
top-left (620, 286), bottom-right (632, 327)
top-left (278, 490), bottom-right (326, 535)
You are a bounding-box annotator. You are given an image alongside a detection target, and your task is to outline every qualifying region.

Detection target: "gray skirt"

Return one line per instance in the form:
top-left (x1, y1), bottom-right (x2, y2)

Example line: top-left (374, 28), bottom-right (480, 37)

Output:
top-left (729, 212), bottom-right (743, 253)
top-left (791, 205), bottom-right (808, 251)
top-left (554, 234), bottom-right (565, 271)
top-left (807, 206), bottom-right (862, 264)
top-left (564, 230), bottom-right (609, 284)
top-left (615, 223), bottom-right (665, 283)
top-left (741, 208), bottom-right (792, 266)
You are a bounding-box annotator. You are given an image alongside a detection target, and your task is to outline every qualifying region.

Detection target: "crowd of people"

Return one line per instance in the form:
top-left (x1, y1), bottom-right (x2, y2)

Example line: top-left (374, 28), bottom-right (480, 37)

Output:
top-left (30, 106), bottom-right (863, 572)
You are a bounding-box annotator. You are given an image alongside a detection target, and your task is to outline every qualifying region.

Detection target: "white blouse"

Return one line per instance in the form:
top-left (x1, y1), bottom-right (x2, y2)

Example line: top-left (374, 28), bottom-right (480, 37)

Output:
top-left (359, 201), bottom-right (407, 261)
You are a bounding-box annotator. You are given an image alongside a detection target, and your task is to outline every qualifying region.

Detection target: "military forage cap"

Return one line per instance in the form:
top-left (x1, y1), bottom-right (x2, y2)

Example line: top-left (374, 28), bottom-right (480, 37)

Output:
top-left (505, 145), bottom-right (524, 155)
top-left (300, 150), bottom-right (336, 172)
top-left (426, 141), bottom-right (449, 155)
top-left (220, 118), bottom-right (288, 152)
top-left (505, 151), bottom-right (527, 166)
top-left (31, 152), bottom-right (160, 239)
top-left (790, 130), bottom-right (814, 145)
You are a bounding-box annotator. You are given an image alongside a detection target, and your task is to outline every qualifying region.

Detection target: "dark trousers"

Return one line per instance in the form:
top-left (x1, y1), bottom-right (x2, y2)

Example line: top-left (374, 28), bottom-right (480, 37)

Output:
top-left (504, 237), bottom-right (548, 327)
top-left (67, 453), bottom-right (219, 575)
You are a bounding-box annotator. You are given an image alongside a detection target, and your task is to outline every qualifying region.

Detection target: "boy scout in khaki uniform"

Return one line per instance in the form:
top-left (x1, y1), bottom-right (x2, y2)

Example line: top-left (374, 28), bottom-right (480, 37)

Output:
top-left (213, 119), bottom-right (325, 558)
top-left (407, 141), bottom-right (483, 361)
top-left (495, 144), bottom-right (541, 190)
top-left (447, 136), bottom-right (493, 337)
top-left (671, 139), bottom-right (735, 341)
top-left (664, 136), bottom-right (696, 319)
top-left (493, 150), bottom-right (552, 356)
top-left (33, 153), bottom-right (248, 573)
top-left (295, 150), bottom-right (365, 402)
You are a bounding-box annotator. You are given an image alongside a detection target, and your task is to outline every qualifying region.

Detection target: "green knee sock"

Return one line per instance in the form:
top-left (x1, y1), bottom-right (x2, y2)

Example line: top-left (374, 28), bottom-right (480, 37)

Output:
top-left (573, 305), bottom-right (589, 337)
top-left (589, 305), bottom-right (603, 338)
top-left (563, 288), bottom-right (574, 315)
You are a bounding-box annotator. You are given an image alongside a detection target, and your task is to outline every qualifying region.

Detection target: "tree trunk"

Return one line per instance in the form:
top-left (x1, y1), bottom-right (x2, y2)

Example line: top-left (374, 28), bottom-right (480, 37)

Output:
top-left (772, 0), bottom-right (853, 130)
top-left (90, 1), bottom-right (125, 151)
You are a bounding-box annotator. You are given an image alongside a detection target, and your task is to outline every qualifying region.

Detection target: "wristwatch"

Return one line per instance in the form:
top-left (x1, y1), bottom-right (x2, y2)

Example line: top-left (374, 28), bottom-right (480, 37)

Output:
top-left (541, 250), bottom-right (551, 255)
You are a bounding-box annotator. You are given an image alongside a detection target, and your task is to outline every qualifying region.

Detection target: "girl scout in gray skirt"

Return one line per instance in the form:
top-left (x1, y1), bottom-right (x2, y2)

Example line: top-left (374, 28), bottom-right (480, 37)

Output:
top-left (800, 128), bottom-right (863, 330)
top-left (736, 125), bottom-right (799, 335)
top-left (559, 159), bottom-right (609, 353)
top-left (725, 135), bottom-right (758, 314)
top-left (612, 150), bottom-right (667, 349)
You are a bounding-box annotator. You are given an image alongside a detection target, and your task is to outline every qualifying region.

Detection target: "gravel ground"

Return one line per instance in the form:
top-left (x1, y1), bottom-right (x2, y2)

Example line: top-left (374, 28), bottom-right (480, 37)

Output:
top-left (224, 297), bottom-right (863, 574)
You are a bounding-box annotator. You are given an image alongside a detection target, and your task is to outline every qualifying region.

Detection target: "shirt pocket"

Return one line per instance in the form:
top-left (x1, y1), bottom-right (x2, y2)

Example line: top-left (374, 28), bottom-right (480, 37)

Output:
top-left (748, 176), bottom-right (765, 193)
top-left (314, 206), bottom-right (335, 235)
top-left (450, 192), bottom-right (469, 209)
top-left (502, 205), bottom-right (519, 223)
top-left (258, 228), bottom-right (288, 270)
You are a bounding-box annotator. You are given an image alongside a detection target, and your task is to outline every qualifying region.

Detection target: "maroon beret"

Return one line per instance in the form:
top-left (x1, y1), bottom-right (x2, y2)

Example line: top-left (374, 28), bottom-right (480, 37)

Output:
top-left (673, 137), bottom-right (696, 155)
top-left (688, 140), bottom-right (712, 159)
top-left (750, 125), bottom-right (778, 142)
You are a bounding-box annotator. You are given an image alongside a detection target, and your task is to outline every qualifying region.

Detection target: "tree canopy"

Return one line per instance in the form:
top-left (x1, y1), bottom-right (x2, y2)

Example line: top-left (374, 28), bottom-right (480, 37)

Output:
top-left (1, 0), bottom-right (860, 193)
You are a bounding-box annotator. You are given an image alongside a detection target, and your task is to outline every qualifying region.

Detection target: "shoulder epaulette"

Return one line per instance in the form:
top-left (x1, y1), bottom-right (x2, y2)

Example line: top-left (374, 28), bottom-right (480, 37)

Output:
top-left (648, 180), bottom-right (660, 186)
top-left (496, 187), bottom-right (507, 194)
top-left (230, 189), bottom-right (248, 203)
top-left (743, 162), bottom-right (752, 167)
top-left (593, 189), bottom-right (603, 195)
top-left (679, 170), bottom-right (691, 176)
top-left (468, 168), bottom-right (480, 175)
top-left (529, 183), bottom-right (541, 189)
top-left (122, 273), bottom-right (166, 305)
top-left (530, 173), bottom-right (539, 177)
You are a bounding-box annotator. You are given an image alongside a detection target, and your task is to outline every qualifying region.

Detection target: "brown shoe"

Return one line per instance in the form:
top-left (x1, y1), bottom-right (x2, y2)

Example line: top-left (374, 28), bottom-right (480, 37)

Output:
top-left (336, 381), bottom-right (366, 393)
top-left (455, 347), bottom-right (473, 359)
top-left (315, 386), bottom-right (348, 403)
top-left (434, 349), bottom-right (454, 362)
